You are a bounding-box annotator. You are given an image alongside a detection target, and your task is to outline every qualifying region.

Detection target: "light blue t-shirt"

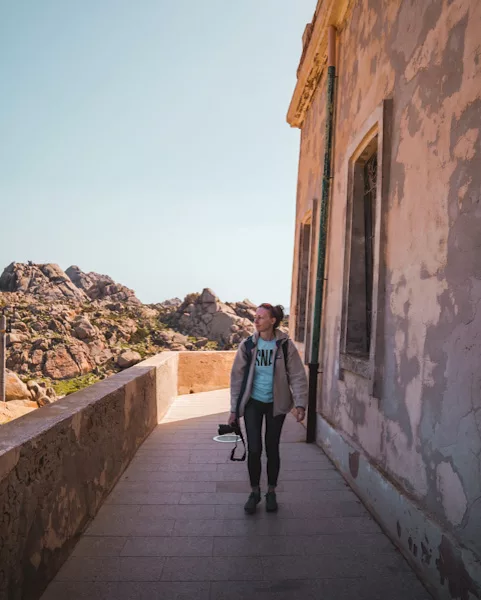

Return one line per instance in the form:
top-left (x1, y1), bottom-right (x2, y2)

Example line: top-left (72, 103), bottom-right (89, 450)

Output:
top-left (251, 338), bottom-right (277, 403)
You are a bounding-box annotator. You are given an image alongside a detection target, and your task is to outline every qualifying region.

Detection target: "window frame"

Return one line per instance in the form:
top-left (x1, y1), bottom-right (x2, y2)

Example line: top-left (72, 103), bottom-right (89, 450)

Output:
top-left (294, 215), bottom-right (312, 345)
top-left (339, 100), bottom-right (391, 397)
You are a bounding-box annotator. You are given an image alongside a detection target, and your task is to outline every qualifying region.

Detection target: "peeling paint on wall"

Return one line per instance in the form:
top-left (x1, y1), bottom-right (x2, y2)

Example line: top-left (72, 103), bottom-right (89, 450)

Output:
top-left (437, 535), bottom-right (479, 600)
top-left (436, 461), bottom-right (468, 526)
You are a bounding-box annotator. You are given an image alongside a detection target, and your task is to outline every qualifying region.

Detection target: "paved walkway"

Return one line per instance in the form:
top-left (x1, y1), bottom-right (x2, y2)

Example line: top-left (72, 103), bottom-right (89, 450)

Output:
top-left (42, 389), bottom-right (431, 600)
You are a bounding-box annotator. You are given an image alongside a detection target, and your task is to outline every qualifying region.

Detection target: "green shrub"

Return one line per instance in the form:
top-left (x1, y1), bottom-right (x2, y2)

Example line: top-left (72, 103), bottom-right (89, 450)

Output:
top-left (52, 372), bottom-right (103, 396)
top-left (204, 341), bottom-right (219, 351)
top-left (129, 326), bottom-right (150, 344)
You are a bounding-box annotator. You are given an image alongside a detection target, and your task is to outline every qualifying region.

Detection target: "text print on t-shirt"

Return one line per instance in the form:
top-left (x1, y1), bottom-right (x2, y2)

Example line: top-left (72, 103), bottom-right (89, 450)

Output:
top-left (256, 349), bottom-right (274, 367)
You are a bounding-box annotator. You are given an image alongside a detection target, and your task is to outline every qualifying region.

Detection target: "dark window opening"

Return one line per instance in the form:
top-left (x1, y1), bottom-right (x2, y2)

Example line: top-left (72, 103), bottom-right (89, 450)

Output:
top-left (295, 221), bottom-right (311, 343)
top-left (346, 138), bottom-right (378, 357)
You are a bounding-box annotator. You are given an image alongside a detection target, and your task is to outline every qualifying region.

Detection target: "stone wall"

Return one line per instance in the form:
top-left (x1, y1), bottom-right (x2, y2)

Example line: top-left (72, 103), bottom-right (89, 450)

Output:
top-left (0, 351), bottom-right (235, 600)
top-left (288, 0), bottom-right (481, 597)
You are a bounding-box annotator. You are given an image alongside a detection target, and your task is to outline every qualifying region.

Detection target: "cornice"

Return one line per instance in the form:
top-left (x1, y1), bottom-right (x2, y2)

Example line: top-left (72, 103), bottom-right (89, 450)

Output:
top-left (287, 0), bottom-right (351, 129)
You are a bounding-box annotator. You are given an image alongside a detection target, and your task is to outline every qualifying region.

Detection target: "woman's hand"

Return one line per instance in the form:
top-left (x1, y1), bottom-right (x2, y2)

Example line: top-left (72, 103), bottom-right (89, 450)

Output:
top-left (228, 412), bottom-right (237, 426)
top-left (295, 407), bottom-right (306, 422)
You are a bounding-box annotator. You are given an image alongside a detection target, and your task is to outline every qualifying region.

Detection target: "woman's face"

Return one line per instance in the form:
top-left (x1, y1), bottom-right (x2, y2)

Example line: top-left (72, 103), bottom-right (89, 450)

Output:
top-left (254, 307), bottom-right (276, 333)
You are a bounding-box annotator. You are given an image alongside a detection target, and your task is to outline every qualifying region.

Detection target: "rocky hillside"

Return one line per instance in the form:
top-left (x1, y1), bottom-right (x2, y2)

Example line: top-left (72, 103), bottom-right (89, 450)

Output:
top-left (0, 262), bottom-right (86, 301)
top-left (0, 262), bottom-right (269, 414)
top-left (162, 288), bottom-right (257, 347)
top-left (65, 265), bottom-right (141, 304)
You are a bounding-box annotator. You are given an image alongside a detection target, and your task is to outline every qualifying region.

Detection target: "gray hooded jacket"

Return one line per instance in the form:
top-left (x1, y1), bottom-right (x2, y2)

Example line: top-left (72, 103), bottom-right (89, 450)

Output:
top-left (230, 330), bottom-right (308, 418)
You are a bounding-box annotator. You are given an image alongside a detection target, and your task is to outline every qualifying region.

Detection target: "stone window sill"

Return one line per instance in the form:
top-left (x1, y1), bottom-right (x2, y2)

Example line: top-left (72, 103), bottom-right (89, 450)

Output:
top-left (339, 352), bottom-right (371, 380)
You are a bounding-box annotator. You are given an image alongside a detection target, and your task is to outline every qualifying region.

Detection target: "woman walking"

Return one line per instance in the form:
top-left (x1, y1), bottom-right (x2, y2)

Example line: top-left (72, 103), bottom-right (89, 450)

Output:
top-left (229, 303), bottom-right (308, 514)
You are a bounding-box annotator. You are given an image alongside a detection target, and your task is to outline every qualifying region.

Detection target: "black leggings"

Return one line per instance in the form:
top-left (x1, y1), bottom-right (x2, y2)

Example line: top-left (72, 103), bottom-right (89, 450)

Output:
top-left (243, 399), bottom-right (286, 488)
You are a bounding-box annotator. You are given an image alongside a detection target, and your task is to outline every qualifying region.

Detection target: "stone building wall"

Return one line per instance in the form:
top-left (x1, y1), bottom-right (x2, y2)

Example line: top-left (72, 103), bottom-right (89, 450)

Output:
top-left (288, 0), bottom-right (481, 596)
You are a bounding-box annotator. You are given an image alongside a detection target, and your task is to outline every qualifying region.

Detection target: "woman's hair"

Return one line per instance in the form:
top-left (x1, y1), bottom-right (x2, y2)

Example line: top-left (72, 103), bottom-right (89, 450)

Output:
top-left (258, 303), bottom-right (285, 329)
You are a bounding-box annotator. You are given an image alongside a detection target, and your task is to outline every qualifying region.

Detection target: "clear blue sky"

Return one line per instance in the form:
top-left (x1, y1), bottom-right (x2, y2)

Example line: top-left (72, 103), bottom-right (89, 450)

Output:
top-left (0, 0), bottom-right (315, 307)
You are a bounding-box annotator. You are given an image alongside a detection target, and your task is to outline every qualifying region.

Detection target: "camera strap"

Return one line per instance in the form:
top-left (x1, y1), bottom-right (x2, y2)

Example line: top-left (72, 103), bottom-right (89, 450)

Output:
top-left (230, 424), bottom-right (246, 462)
top-left (228, 337), bottom-right (256, 462)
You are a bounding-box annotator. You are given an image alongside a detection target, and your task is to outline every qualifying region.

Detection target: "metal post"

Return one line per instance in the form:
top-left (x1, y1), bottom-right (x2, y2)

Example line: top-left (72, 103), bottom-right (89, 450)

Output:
top-left (306, 26), bottom-right (337, 443)
top-left (0, 314), bottom-right (6, 403)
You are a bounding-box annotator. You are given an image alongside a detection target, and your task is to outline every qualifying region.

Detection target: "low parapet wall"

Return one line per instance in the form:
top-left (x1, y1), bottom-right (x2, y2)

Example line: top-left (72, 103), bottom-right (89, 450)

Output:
top-left (178, 350), bottom-right (236, 395)
top-left (0, 351), bottom-right (235, 600)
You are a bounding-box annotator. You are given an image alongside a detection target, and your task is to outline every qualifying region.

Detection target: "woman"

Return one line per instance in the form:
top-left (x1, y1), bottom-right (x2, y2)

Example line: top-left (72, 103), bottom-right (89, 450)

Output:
top-left (229, 303), bottom-right (308, 514)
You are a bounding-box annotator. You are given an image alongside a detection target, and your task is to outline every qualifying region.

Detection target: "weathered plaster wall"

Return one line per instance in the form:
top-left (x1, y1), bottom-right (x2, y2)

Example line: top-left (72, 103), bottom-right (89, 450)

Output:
top-left (318, 415), bottom-right (481, 600)
top-left (292, 0), bottom-right (481, 595)
top-left (289, 74), bottom-right (327, 354)
top-left (177, 351), bottom-right (235, 395)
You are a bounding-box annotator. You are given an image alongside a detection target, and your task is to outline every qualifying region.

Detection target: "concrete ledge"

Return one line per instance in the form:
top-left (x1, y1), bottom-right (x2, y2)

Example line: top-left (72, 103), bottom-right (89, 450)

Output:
top-left (0, 350), bottom-right (233, 600)
top-left (141, 352), bottom-right (179, 422)
top-left (317, 415), bottom-right (481, 600)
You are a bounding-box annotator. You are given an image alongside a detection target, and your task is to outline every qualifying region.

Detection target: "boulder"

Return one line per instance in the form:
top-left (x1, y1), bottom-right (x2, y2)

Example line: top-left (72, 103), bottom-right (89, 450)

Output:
top-left (6, 333), bottom-right (29, 346)
top-left (117, 350), bottom-right (142, 369)
top-left (161, 297), bottom-right (182, 308)
top-left (6, 349), bottom-right (26, 371)
top-left (204, 302), bottom-right (217, 315)
top-left (230, 300), bottom-right (257, 321)
top-left (73, 317), bottom-right (96, 340)
top-left (151, 331), bottom-right (175, 346)
top-left (43, 346), bottom-right (80, 379)
top-left (5, 370), bottom-right (30, 401)
top-left (40, 263), bottom-right (69, 281)
top-left (172, 333), bottom-right (189, 345)
top-left (88, 340), bottom-right (109, 362)
top-left (30, 349), bottom-right (44, 367)
top-left (0, 401), bottom-right (37, 424)
top-left (139, 307), bottom-right (158, 319)
top-left (68, 340), bottom-right (96, 374)
top-left (26, 381), bottom-right (42, 400)
top-left (11, 399), bottom-right (39, 408)
top-left (36, 395), bottom-right (51, 407)
top-left (209, 312), bottom-right (237, 341)
top-left (65, 265), bottom-right (95, 293)
top-left (48, 319), bottom-right (67, 334)
top-left (105, 302), bottom-right (123, 312)
top-left (199, 288), bottom-right (217, 304)
top-left (66, 265), bottom-right (141, 304)
top-left (170, 344), bottom-right (187, 351)
top-left (32, 338), bottom-right (49, 351)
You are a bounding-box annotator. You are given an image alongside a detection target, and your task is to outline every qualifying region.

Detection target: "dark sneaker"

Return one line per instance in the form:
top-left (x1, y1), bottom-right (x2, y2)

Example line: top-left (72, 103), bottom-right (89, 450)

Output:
top-left (244, 491), bottom-right (261, 514)
top-left (265, 491), bottom-right (278, 512)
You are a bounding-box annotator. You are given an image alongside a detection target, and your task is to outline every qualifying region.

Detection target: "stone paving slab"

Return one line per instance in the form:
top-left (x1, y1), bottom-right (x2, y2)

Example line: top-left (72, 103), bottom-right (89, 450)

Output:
top-left (41, 389), bottom-right (432, 600)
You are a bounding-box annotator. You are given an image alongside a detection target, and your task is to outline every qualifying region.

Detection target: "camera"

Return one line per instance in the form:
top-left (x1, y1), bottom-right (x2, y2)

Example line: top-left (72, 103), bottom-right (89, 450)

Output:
top-left (218, 422), bottom-right (240, 436)
top-left (217, 420), bottom-right (246, 461)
